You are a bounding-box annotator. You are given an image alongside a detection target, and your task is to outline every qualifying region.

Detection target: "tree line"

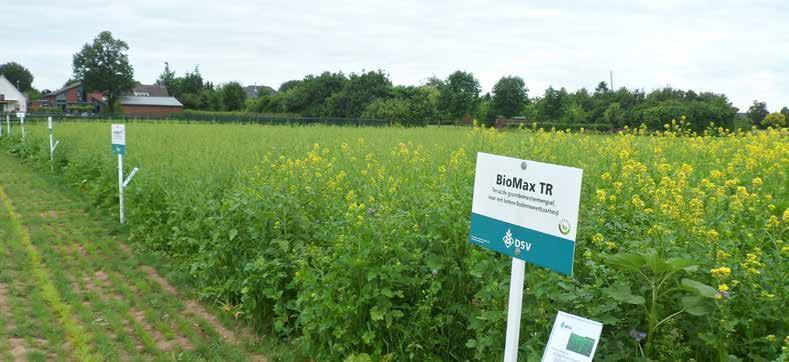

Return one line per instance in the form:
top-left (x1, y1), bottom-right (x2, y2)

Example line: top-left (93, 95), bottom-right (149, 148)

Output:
top-left (159, 63), bottom-right (788, 130)
top-left (2, 30), bottom-right (787, 129)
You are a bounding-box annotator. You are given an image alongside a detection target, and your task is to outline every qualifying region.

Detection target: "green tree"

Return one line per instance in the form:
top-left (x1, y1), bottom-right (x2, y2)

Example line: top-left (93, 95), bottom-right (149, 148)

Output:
top-left (157, 62), bottom-right (176, 94)
top-left (780, 106), bottom-right (788, 121)
top-left (220, 82), bottom-right (247, 111)
top-left (594, 81), bottom-right (609, 95)
top-left (281, 71), bottom-right (347, 116)
top-left (278, 80), bottom-right (302, 93)
top-left (536, 86), bottom-right (568, 121)
top-left (491, 76), bottom-right (528, 118)
top-left (174, 66), bottom-right (206, 98)
top-left (439, 71), bottom-right (481, 122)
top-left (761, 112), bottom-right (786, 128)
top-left (0, 62), bottom-right (34, 92)
top-left (746, 100), bottom-right (769, 127)
top-left (322, 70), bottom-right (392, 118)
top-left (72, 31), bottom-right (135, 113)
top-left (604, 102), bottom-right (625, 128)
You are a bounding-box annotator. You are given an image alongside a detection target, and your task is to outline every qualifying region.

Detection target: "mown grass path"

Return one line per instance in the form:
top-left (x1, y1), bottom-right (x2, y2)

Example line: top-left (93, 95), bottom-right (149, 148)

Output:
top-left (0, 153), bottom-right (267, 361)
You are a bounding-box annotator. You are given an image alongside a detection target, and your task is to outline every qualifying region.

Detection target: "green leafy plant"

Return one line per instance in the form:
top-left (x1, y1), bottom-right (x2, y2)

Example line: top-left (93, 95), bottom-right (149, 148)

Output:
top-left (605, 252), bottom-right (716, 357)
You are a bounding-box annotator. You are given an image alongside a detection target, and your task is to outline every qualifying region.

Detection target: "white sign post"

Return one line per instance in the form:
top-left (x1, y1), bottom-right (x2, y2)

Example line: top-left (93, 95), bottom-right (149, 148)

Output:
top-left (18, 114), bottom-right (25, 140)
top-left (5, 114), bottom-right (9, 136)
top-left (111, 124), bottom-right (139, 224)
top-left (542, 311), bottom-right (603, 362)
top-left (48, 117), bottom-right (60, 172)
top-left (468, 153), bottom-right (583, 362)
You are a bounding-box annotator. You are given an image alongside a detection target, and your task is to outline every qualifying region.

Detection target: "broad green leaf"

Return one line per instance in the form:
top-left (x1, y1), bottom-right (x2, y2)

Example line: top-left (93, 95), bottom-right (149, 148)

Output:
top-left (666, 258), bottom-right (698, 273)
top-left (603, 282), bottom-right (646, 305)
top-left (681, 278), bottom-right (716, 298)
top-left (606, 253), bottom-right (646, 271)
top-left (229, 229), bottom-right (238, 242)
top-left (680, 295), bottom-right (711, 316)
top-left (644, 253), bottom-right (670, 273)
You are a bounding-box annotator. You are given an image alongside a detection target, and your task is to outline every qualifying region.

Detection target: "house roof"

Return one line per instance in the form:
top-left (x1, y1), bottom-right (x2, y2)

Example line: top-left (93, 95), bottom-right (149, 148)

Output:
top-left (0, 74), bottom-right (27, 101)
top-left (132, 84), bottom-right (169, 97)
top-left (120, 96), bottom-right (183, 107)
top-left (50, 82), bottom-right (82, 96)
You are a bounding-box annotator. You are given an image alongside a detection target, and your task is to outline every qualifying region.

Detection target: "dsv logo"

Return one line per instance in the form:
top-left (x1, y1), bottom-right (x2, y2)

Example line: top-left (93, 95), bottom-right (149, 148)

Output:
top-left (502, 229), bottom-right (532, 252)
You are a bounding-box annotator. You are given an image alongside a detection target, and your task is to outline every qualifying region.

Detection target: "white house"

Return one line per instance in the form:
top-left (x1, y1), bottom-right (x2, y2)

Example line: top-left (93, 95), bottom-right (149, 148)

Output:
top-left (0, 74), bottom-right (27, 113)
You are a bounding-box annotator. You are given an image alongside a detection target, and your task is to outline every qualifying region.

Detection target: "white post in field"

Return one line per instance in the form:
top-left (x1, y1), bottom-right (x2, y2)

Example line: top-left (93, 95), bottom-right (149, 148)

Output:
top-left (503, 259), bottom-right (525, 362)
top-left (112, 124), bottom-right (138, 224)
top-left (48, 117), bottom-right (60, 172)
top-left (118, 153), bottom-right (125, 223)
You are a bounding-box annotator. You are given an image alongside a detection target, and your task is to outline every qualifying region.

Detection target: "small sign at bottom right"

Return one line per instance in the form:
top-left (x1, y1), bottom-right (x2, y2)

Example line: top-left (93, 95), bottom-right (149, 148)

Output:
top-left (542, 311), bottom-right (603, 362)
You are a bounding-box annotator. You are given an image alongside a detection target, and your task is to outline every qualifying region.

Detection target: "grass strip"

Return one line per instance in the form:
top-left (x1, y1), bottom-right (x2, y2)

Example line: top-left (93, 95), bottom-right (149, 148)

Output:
top-left (0, 184), bottom-right (102, 361)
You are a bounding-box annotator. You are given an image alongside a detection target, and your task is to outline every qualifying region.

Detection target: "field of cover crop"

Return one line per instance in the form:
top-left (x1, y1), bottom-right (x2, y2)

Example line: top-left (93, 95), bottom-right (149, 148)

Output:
top-left (1, 120), bottom-right (787, 361)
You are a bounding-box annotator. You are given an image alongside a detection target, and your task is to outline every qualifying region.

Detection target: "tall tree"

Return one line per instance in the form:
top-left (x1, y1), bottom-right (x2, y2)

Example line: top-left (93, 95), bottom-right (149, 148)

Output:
top-left (594, 81), bottom-right (609, 95)
top-left (780, 106), bottom-right (788, 121)
top-left (323, 70), bottom-right (392, 118)
top-left (157, 62), bottom-right (176, 94)
top-left (220, 82), bottom-right (247, 111)
top-left (439, 71), bottom-right (481, 122)
top-left (746, 100), bottom-right (769, 127)
top-left (72, 31), bottom-right (135, 113)
top-left (0, 62), bottom-right (34, 92)
top-left (278, 80), bottom-right (302, 93)
top-left (491, 76), bottom-right (528, 118)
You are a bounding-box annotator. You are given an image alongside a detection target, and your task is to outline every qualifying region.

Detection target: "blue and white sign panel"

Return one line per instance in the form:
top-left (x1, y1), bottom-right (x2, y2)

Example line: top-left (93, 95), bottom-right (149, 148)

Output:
top-left (111, 124), bottom-right (126, 155)
top-left (469, 153), bottom-right (583, 276)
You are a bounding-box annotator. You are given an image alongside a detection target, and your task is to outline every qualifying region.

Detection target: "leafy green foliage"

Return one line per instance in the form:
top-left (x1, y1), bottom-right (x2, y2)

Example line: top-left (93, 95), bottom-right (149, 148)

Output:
top-left (438, 71), bottom-right (481, 122)
top-left (72, 31), bottom-right (135, 113)
top-left (491, 76), bottom-right (528, 118)
top-left (747, 100), bottom-right (769, 127)
top-left (2, 122), bottom-right (785, 361)
top-left (761, 112), bottom-right (786, 128)
top-left (220, 82), bottom-right (247, 111)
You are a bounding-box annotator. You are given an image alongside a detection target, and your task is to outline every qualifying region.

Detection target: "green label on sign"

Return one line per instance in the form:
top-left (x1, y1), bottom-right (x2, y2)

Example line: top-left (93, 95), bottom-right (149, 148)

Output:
top-left (112, 144), bottom-right (126, 155)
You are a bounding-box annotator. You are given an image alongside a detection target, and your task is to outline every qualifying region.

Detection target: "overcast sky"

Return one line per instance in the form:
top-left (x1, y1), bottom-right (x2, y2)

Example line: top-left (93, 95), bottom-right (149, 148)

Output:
top-left (4, 0), bottom-right (787, 110)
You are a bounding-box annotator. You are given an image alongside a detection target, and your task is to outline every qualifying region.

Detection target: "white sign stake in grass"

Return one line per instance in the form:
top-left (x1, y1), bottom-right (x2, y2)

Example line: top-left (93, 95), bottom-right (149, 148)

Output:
top-left (468, 152), bottom-right (583, 362)
top-left (112, 124), bottom-right (139, 224)
top-left (48, 117), bottom-right (60, 172)
top-left (18, 113), bottom-right (25, 140)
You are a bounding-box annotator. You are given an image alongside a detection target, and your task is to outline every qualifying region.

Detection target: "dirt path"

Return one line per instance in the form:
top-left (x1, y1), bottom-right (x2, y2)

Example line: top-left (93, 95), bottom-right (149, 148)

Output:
top-left (0, 153), bottom-right (267, 361)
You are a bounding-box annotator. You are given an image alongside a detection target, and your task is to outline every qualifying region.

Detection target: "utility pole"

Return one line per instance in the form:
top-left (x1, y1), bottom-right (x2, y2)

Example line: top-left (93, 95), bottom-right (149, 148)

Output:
top-left (609, 70), bottom-right (614, 92)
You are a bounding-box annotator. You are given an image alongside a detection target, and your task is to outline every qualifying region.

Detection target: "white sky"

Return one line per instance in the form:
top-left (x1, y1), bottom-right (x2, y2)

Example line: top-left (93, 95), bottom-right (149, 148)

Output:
top-left (4, 0), bottom-right (787, 110)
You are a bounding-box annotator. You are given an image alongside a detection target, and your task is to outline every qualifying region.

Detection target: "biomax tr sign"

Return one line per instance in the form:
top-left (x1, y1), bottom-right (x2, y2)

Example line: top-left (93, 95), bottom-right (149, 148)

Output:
top-left (469, 152), bottom-right (583, 276)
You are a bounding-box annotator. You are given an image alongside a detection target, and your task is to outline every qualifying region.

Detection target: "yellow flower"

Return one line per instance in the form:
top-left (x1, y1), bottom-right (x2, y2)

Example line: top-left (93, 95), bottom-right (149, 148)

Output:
top-left (716, 250), bottom-right (731, 260)
top-left (751, 177), bottom-right (763, 187)
top-left (767, 215), bottom-right (780, 229)
top-left (596, 189), bottom-right (607, 203)
top-left (711, 266), bottom-right (731, 278)
top-left (718, 284), bottom-right (729, 292)
top-left (631, 195), bottom-right (645, 209)
top-left (706, 229), bottom-right (719, 242)
top-left (592, 233), bottom-right (604, 245)
top-left (766, 335), bottom-right (776, 342)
